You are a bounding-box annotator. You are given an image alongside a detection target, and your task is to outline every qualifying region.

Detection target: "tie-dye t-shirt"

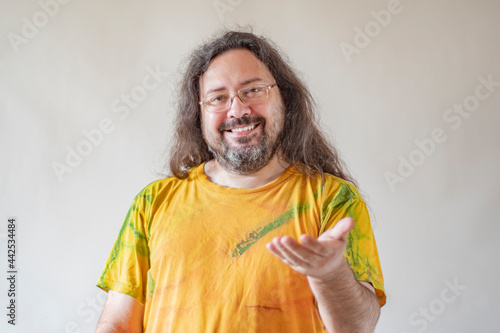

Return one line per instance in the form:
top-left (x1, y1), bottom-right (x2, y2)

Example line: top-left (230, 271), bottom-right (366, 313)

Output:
top-left (97, 163), bottom-right (385, 332)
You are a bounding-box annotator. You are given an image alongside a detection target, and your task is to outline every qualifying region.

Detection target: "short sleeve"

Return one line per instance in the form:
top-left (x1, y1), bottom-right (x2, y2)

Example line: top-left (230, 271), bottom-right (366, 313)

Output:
top-left (321, 190), bottom-right (386, 307)
top-left (96, 188), bottom-right (151, 305)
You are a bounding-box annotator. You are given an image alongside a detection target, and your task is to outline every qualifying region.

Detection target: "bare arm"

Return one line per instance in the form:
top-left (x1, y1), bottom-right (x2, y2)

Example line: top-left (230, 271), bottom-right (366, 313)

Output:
top-left (308, 264), bottom-right (380, 332)
top-left (96, 290), bottom-right (145, 333)
top-left (266, 217), bottom-right (380, 332)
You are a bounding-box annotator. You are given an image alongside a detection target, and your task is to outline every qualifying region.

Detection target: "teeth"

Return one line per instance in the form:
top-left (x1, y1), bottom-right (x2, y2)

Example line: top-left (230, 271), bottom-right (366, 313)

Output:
top-left (230, 125), bottom-right (255, 133)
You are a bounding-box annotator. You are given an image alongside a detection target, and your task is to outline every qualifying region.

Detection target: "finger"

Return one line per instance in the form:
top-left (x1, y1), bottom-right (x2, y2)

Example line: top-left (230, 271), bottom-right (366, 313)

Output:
top-left (266, 238), bottom-right (286, 260)
top-left (328, 217), bottom-right (355, 242)
top-left (266, 237), bottom-right (297, 261)
top-left (276, 244), bottom-right (306, 266)
top-left (272, 236), bottom-right (309, 266)
top-left (299, 234), bottom-right (331, 257)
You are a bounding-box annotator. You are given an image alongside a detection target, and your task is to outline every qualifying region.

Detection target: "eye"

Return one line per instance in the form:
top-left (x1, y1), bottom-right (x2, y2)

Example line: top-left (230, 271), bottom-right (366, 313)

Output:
top-left (250, 87), bottom-right (265, 93)
top-left (242, 86), bottom-right (265, 98)
top-left (209, 94), bottom-right (229, 104)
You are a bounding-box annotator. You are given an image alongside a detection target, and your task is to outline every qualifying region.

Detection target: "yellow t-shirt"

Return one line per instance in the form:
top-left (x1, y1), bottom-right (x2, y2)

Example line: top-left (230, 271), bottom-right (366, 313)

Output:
top-left (97, 163), bottom-right (385, 332)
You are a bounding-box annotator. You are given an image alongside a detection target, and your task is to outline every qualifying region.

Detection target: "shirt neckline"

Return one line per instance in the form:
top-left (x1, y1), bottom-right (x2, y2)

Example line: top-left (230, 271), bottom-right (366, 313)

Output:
top-left (194, 162), bottom-right (297, 195)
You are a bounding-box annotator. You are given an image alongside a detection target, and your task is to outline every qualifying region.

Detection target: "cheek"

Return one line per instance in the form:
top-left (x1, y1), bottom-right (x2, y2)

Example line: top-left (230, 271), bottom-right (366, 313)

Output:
top-left (201, 112), bottom-right (224, 134)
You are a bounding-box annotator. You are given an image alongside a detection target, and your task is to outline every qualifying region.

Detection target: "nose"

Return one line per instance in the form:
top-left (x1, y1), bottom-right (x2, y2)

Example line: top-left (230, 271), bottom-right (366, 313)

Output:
top-left (226, 94), bottom-right (251, 118)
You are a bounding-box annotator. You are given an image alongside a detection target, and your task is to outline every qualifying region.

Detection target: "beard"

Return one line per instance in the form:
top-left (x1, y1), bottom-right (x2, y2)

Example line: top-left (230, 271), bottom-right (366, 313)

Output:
top-left (202, 109), bottom-right (284, 175)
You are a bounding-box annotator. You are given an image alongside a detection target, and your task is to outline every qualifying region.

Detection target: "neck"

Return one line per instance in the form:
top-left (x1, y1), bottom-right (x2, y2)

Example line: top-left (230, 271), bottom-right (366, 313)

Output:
top-left (204, 156), bottom-right (289, 189)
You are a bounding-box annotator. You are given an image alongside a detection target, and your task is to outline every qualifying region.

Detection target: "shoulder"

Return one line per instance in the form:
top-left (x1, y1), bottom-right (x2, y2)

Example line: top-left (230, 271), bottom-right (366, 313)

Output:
top-left (133, 166), bottom-right (200, 205)
top-left (322, 173), bottom-right (363, 203)
top-left (301, 170), bottom-right (366, 212)
top-left (289, 167), bottom-right (363, 203)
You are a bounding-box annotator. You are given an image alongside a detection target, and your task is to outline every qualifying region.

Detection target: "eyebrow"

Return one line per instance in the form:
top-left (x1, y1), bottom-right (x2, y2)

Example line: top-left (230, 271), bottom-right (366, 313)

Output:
top-left (204, 77), bottom-right (264, 96)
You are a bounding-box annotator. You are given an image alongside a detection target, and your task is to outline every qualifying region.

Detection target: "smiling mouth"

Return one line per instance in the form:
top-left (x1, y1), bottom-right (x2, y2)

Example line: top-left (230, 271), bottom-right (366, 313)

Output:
top-left (228, 124), bottom-right (257, 133)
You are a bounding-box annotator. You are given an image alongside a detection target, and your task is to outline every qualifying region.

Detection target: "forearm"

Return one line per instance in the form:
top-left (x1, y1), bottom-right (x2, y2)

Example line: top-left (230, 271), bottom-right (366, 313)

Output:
top-left (308, 260), bottom-right (380, 333)
top-left (266, 217), bottom-right (381, 331)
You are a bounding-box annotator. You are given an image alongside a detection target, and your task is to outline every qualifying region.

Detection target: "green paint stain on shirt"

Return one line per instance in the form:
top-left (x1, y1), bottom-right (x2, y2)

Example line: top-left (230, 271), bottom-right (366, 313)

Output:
top-left (99, 194), bottom-right (150, 279)
top-left (231, 203), bottom-right (310, 257)
top-left (147, 271), bottom-right (156, 298)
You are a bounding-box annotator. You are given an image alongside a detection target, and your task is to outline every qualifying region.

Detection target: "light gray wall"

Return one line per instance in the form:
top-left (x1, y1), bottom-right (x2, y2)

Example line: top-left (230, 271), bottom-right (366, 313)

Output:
top-left (1, 0), bottom-right (499, 332)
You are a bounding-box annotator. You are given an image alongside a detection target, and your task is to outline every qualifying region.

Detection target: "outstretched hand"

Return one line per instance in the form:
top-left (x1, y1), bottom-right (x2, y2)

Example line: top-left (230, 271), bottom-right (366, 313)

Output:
top-left (266, 217), bottom-right (355, 281)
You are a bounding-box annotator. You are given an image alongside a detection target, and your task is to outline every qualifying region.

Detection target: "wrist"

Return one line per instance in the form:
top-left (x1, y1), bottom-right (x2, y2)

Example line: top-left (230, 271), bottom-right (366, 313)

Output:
top-left (307, 257), bottom-right (353, 286)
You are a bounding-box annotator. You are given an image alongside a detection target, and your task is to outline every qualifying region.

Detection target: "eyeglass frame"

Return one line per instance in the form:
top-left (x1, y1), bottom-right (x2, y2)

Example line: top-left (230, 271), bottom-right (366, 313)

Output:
top-left (199, 83), bottom-right (278, 113)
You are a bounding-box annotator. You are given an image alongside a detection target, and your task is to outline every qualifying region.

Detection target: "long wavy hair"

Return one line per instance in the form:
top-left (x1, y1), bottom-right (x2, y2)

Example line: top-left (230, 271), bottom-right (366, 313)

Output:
top-left (168, 30), bottom-right (356, 186)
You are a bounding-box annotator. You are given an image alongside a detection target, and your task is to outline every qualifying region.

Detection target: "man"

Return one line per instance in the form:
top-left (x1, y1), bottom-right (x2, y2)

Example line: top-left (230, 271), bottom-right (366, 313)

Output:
top-left (96, 31), bottom-right (385, 332)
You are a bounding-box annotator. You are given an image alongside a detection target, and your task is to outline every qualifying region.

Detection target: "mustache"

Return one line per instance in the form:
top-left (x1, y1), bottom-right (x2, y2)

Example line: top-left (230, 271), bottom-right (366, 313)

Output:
top-left (218, 116), bottom-right (266, 132)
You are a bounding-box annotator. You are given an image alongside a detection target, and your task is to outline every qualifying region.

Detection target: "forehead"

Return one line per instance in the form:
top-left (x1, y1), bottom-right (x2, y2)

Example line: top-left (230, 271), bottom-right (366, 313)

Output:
top-left (199, 49), bottom-right (274, 95)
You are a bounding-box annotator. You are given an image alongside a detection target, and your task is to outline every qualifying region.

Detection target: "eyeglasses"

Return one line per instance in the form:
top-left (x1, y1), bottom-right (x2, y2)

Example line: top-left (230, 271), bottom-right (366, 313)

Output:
top-left (199, 83), bottom-right (277, 113)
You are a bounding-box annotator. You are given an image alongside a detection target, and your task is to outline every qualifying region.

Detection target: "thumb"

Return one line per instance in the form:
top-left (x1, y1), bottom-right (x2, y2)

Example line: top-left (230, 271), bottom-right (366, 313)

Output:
top-left (328, 217), bottom-right (355, 242)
